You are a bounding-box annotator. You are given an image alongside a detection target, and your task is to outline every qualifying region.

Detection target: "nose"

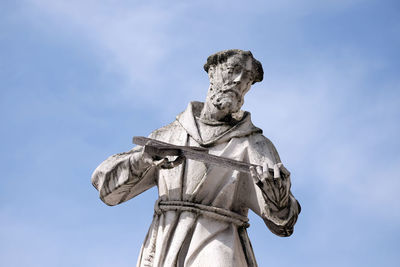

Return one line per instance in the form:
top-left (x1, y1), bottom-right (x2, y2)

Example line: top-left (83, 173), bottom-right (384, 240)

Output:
top-left (233, 71), bottom-right (243, 84)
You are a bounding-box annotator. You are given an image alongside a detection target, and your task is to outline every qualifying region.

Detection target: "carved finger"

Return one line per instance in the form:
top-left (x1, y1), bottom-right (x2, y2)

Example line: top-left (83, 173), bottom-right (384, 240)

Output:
top-left (249, 166), bottom-right (261, 183)
top-left (276, 177), bottom-right (283, 189)
top-left (262, 185), bottom-right (279, 208)
top-left (278, 191), bottom-right (290, 207)
top-left (171, 155), bottom-right (185, 167)
top-left (273, 183), bottom-right (282, 200)
top-left (154, 158), bottom-right (169, 168)
top-left (279, 181), bottom-right (286, 195)
top-left (273, 164), bottom-right (281, 179)
top-left (279, 163), bottom-right (291, 178)
top-left (265, 178), bottom-right (279, 203)
top-left (263, 162), bottom-right (273, 179)
top-left (256, 165), bottom-right (263, 177)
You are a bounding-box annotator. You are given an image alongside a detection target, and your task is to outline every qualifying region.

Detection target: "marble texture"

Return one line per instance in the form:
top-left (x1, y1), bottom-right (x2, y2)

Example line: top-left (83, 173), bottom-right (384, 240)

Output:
top-left (92, 49), bottom-right (300, 267)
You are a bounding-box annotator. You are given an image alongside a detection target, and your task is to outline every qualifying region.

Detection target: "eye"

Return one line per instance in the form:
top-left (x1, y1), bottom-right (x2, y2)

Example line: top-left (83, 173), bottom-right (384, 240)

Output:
top-left (234, 66), bottom-right (242, 73)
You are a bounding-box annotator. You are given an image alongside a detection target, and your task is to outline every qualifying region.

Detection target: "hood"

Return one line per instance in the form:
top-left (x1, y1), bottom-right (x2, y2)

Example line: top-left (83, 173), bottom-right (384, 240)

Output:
top-left (176, 101), bottom-right (262, 146)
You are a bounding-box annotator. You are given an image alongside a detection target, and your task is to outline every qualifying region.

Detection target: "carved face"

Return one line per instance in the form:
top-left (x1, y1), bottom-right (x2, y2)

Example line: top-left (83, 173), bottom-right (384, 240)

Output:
top-left (207, 55), bottom-right (254, 114)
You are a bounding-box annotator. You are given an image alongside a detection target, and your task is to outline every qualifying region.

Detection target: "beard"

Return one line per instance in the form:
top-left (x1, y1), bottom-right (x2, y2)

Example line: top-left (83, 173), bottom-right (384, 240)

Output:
top-left (209, 83), bottom-right (243, 114)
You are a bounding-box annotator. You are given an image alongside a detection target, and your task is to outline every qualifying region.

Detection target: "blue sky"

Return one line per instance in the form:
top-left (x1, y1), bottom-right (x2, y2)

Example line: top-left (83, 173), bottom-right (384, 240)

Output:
top-left (1, 0), bottom-right (399, 266)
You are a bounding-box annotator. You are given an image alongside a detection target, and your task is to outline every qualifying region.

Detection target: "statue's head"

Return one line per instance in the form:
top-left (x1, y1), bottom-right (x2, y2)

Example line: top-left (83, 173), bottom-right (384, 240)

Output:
top-left (203, 49), bottom-right (263, 115)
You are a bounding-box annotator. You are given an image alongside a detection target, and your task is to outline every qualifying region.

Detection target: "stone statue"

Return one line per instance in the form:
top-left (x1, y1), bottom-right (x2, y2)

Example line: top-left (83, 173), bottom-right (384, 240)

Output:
top-left (91, 49), bottom-right (301, 267)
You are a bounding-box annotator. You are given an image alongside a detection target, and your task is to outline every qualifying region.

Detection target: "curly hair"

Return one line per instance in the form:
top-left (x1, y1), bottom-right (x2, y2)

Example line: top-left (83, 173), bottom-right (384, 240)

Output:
top-left (203, 49), bottom-right (264, 84)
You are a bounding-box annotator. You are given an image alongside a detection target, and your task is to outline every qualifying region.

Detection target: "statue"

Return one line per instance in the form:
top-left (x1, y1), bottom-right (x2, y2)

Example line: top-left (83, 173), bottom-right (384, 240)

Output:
top-left (91, 49), bottom-right (301, 267)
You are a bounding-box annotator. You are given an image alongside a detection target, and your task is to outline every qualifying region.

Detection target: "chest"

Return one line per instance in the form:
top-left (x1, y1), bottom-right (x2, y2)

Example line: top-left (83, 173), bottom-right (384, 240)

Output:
top-left (197, 121), bottom-right (232, 143)
top-left (157, 136), bottom-right (250, 210)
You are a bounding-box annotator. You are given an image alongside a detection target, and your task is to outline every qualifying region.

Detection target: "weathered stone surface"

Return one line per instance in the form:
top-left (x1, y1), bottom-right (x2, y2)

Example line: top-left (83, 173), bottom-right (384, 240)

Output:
top-left (92, 49), bottom-right (300, 267)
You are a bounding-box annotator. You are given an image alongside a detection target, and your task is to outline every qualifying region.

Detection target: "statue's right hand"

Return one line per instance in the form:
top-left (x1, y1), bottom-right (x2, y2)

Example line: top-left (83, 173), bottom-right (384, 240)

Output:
top-left (141, 147), bottom-right (185, 169)
top-left (249, 162), bottom-right (291, 209)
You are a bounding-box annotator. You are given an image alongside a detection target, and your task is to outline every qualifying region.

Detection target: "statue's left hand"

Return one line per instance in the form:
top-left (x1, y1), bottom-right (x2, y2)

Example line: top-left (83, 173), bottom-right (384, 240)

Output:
top-left (250, 162), bottom-right (291, 210)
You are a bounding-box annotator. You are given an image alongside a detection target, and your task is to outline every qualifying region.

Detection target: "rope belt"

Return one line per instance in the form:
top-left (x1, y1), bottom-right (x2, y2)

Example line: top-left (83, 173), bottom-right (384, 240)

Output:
top-left (154, 199), bottom-right (250, 228)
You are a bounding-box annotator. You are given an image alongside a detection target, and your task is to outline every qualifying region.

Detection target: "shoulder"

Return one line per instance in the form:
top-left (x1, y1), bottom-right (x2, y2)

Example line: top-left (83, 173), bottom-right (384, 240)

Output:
top-left (149, 120), bottom-right (181, 140)
top-left (148, 120), bottom-right (187, 144)
top-left (248, 133), bottom-right (277, 149)
top-left (245, 133), bottom-right (281, 163)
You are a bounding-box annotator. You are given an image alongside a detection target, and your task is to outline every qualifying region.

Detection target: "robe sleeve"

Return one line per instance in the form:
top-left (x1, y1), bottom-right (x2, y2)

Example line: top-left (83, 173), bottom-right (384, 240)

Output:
top-left (245, 134), bottom-right (301, 237)
top-left (91, 145), bottom-right (157, 206)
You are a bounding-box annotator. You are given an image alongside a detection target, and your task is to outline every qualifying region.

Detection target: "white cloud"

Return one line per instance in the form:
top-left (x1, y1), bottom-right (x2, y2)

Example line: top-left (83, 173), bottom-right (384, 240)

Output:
top-left (23, 0), bottom-right (185, 97)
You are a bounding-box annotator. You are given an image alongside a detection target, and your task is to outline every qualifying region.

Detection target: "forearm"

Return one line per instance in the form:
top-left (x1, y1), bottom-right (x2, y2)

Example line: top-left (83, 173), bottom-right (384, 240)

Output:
top-left (246, 134), bottom-right (301, 236)
top-left (91, 146), bottom-right (154, 205)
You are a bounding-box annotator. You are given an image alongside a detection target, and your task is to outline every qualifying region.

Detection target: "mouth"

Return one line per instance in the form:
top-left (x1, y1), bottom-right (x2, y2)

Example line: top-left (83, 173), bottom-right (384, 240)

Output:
top-left (211, 90), bottom-right (241, 111)
top-left (220, 87), bottom-right (240, 98)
